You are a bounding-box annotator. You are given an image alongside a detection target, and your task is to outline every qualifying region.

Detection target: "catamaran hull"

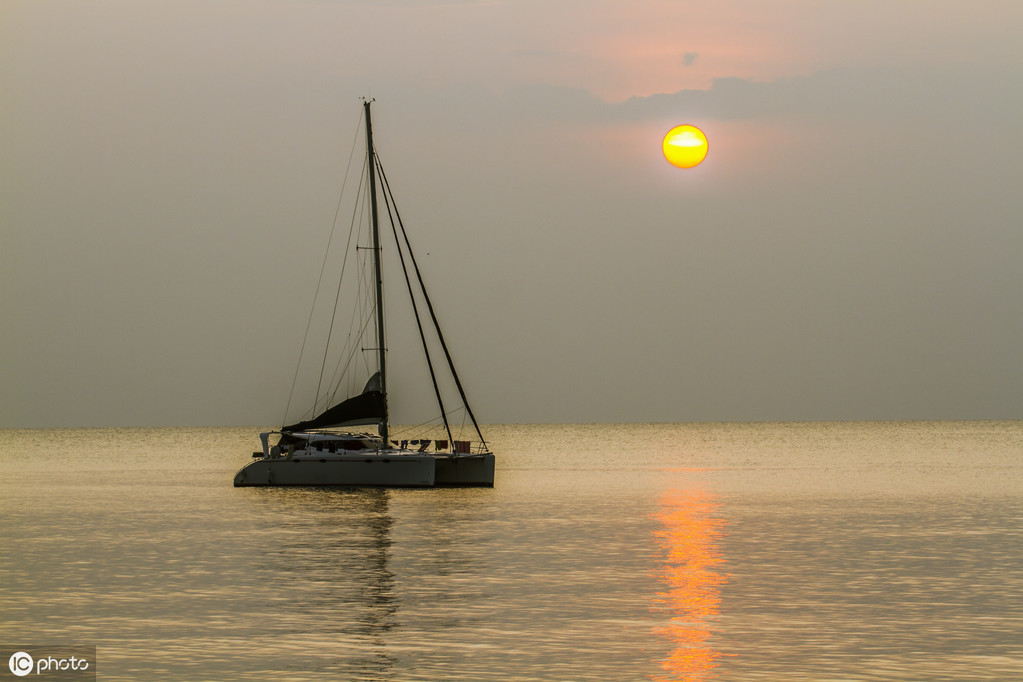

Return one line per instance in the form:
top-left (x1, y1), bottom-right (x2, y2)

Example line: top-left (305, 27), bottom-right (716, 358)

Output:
top-left (434, 454), bottom-right (495, 487)
top-left (234, 454), bottom-right (435, 487)
top-left (233, 453), bottom-right (495, 487)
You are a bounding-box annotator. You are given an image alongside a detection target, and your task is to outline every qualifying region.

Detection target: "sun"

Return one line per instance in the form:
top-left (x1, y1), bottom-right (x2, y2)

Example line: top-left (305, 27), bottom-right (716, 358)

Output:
top-left (663, 125), bottom-right (708, 169)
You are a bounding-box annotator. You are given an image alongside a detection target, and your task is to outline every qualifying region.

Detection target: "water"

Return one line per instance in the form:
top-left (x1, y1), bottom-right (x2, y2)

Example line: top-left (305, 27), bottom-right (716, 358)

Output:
top-left (1, 422), bottom-right (1021, 680)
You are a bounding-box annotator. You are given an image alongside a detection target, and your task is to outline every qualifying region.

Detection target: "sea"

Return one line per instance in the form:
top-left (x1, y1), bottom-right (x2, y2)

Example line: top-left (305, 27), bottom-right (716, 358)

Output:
top-left (1, 421), bottom-right (1021, 681)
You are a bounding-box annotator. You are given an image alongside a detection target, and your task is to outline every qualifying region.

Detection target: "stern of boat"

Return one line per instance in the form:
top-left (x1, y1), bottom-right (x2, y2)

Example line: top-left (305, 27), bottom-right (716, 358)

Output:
top-left (433, 453), bottom-right (495, 487)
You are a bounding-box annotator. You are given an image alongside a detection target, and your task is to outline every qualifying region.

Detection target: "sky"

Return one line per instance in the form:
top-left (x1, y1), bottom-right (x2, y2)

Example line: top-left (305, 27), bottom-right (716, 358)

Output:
top-left (2, 0), bottom-right (1022, 427)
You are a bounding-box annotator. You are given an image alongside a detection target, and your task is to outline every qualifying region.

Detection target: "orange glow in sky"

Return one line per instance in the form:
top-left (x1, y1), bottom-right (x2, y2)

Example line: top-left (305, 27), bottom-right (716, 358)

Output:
top-left (651, 489), bottom-right (728, 680)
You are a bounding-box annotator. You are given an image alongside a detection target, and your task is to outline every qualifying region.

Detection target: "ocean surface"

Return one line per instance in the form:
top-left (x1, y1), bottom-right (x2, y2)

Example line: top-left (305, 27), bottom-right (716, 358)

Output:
top-left (1, 422), bottom-right (1021, 680)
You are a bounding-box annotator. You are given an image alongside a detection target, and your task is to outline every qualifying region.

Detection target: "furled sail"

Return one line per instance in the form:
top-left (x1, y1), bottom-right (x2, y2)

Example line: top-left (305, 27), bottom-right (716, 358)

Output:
top-left (283, 373), bottom-right (385, 432)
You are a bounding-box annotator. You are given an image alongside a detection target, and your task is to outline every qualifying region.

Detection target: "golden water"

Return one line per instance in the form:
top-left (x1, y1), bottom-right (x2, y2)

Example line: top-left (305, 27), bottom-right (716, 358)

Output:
top-left (1, 422), bottom-right (1021, 680)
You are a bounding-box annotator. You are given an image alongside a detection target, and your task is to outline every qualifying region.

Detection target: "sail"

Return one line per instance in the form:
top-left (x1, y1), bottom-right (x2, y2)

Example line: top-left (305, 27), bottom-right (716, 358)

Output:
top-left (283, 373), bottom-right (385, 432)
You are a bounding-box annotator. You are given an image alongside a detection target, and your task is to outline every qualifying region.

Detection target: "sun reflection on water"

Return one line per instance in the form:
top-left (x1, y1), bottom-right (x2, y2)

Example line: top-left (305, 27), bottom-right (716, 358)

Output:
top-left (651, 489), bottom-right (729, 681)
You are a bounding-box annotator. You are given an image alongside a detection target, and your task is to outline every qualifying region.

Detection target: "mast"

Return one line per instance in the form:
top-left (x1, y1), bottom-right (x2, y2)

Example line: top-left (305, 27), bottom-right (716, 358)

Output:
top-left (364, 98), bottom-right (389, 447)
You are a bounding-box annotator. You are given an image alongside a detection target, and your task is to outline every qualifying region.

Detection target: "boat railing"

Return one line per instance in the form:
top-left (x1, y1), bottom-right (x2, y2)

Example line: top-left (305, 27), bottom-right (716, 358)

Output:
top-left (387, 438), bottom-right (490, 456)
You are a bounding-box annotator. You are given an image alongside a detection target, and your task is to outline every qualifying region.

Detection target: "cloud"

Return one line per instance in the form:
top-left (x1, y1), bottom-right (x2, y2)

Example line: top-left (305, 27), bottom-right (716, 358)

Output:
top-left (432, 63), bottom-right (1023, 130)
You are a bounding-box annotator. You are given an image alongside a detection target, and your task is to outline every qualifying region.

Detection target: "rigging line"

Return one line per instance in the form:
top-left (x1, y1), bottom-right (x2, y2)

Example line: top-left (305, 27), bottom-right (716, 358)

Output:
top-left (325, 177), bottom-right (375, 406)
top-left (326, 202), bottom-right (378, 407)
top-left (375, 158), bottom-right (488, 448)
top-left (388, 420), bottom-right (444, 440)
top-left (356, 223), bottom-right (376, 377)
top-left (389, 405), bottom-right (467, 439)
top-left (376, 154), bottom-right (455, 448)
top-left (324, 310), bottom-right (366, 407)
top-left (314, 150), bottom-right (369, 410)
top-left (329, 196), bottom-right (371, 408)
top-left (323, 307), bottom-right (376, 410)
top-left (283, 109), bottom-right (366, 426)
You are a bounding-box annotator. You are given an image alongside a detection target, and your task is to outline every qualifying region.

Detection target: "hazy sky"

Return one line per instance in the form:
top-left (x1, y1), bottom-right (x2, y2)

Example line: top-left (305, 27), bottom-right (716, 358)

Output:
top-left (3, 0), bottom-right (1022, 427)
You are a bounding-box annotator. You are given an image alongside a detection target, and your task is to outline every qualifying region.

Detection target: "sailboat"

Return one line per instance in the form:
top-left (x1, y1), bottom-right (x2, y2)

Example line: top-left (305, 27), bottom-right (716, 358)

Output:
top-left (234, 99), bottom-right (495, 488)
